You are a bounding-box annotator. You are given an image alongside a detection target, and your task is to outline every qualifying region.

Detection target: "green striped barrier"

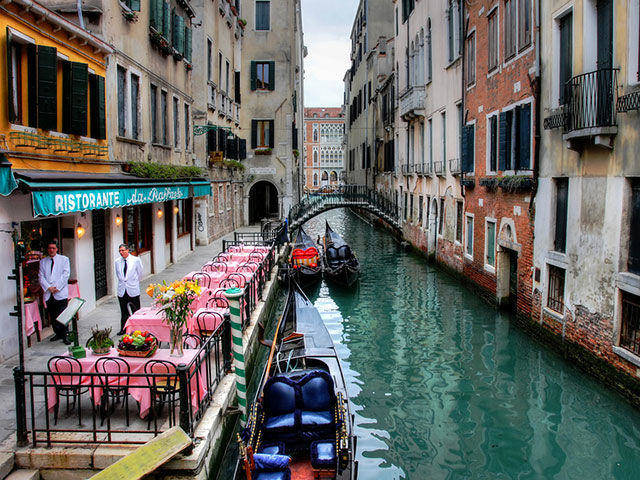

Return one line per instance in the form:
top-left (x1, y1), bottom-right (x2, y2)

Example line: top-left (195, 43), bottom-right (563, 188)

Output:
top-left (224, 287), bottom-right (247, 426)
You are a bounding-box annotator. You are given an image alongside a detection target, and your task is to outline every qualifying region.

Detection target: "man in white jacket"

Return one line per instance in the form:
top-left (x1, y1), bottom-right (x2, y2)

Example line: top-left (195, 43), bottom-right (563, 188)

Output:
top-left (38, 241), bottom-right (71, 344)
top-left (115, 244), bottom-right (143, 335)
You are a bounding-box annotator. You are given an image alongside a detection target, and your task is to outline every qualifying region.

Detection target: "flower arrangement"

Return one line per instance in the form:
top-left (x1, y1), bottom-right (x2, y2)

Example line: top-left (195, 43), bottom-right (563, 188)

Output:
top-left (255, 147), bottom-right (272, 155)
top-left (87, 326), bottom-right (114, 355)
top-left (238, 18), bottom-right (247, 28)
top-left (121, 8), bottom-right (138, 23)
top-left (146, 280), bottom-right (202, 356)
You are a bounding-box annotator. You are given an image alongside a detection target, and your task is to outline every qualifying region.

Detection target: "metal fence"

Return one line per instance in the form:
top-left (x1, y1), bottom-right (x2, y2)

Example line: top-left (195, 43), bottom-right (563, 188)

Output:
top-left (565, 68), bottom-right (618, 132)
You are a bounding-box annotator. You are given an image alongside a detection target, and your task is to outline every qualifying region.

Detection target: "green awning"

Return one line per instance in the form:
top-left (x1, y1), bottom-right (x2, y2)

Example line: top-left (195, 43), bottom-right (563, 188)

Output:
top-left (0, 165), bottom-right (17, 196)
top-left (13, 170), bottom-right (212, 217)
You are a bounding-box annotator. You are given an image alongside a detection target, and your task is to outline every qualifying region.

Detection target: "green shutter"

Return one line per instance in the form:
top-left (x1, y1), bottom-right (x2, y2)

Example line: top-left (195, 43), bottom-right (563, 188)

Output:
top-left (162, 1), bottom-right (170, 39)
top-left (6, 28), bottom-right (16, 123)
top-left (518, 104), bottom-right (531, 170)
top-left (37, 45), bottom-right (57, 131)
top-left (27, 44), bottom-right (37, 128)
top-left (177, 16), bottom-right (185, 54)
top-left (498, 111), bottom-right (508, 171)
top-left (150, 0), bottom-right (158, 30)
top-left (250, 61), bottom-right (257, 91)
top-left (90, 74), bottom-right (106, 139)
top-left (130, 0), bottom-right (141, 11)
top-left (251, 119), bottom-right (257, 148)
top-left (69, 62), bottom-right (88, 136)
top-left (268, 61), bottom-right (275, 90)
top-left (268, 119), bottom-right (274, 148)
top-left (171, 9), bottom-right (177, 46)
top-left (185, 26), bottom-right (192, 62)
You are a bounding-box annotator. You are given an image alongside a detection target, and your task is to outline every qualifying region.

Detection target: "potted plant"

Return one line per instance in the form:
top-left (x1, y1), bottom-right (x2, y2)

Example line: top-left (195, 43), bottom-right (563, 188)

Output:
top-left (255, 147), bottom-right (272, 155)
top-left (87, 326), bottom-right (114, 355)
top-left (238, 18), bottom-right (247, 28)
top-left (146, 280), bottom-right (202, 356)
top-left (293, 149), bottom-right (300, 158)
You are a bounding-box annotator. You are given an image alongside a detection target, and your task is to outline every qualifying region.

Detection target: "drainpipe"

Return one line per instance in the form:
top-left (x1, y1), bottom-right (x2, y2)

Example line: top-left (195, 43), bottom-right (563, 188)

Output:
top-left (529, 0), bottom-right (542, 213)
top-left (460, 1), bottom-right (467, 200)
top-left (76, 0), bottom-right (86, 30)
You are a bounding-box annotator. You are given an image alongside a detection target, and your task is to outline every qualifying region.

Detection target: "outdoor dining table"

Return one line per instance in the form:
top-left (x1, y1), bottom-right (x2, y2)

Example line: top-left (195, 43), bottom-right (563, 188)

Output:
top-left (124, 307), bottom-right (177, 343)
top-left (229, 245), bottom-right (270, 254)
top-left (183, 270), bottom-right (226, 289)
top-left (46, 347), bottom-right (208, 418)
top-left (24, 301), bottom-right (42, 337)
top-left (189, 306), bottom-right (228, 336)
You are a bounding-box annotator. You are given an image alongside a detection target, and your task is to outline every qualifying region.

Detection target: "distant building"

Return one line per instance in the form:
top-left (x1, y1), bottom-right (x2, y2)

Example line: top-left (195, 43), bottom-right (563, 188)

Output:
top-left (303, 108), bottom-right (345, 191)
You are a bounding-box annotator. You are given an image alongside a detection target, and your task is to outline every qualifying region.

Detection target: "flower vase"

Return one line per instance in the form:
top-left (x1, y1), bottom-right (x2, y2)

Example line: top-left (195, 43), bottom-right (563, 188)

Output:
top-left (170, 326), bottom-right (184, 357)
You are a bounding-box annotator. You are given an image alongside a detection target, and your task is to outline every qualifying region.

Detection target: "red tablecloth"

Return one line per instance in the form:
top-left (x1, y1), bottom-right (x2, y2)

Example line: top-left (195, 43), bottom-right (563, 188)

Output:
top-left (24, 302), bottom-right (41, 337)
top-left (46, 348), bottom-right (207, 418)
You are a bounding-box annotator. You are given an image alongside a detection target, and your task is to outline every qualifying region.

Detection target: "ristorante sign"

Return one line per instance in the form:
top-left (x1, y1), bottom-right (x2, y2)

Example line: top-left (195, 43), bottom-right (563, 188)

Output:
top-left (31, 184), bottom-right (210, 217)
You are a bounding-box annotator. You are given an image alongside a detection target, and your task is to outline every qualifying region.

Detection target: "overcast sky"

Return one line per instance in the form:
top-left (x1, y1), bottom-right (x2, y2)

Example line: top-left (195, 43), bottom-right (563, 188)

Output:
top-left (301, 0), bottom-right (359, 108)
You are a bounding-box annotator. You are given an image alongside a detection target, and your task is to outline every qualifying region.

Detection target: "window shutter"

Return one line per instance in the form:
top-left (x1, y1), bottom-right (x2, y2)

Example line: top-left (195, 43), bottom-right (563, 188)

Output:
top-left (162, 1), bottom-right (170, 39)
top-left (268, 61), bottom-right (275, 91)
top-left (149, 0), bottom-right (157, 29)
top-left (185, 26), bottom-right (192, 62)
top-left (218, 128), bottom-right (227, 156)
top-left (27, 44), bottom-right (37, 128)
top-left (37, 45), bottom-right (58, 131)
top-left (461, 125), bottom-right (475, 173)
top-left (251, 120), bottom-right (257, 148)
top-left (250, 61), bottom-right (257, 91)
top-left (130, 0), bottom-right (141, 11)
top-left (518, 104), bottom-right (531, 170)
top-left (292, 122), bottom-right (298, 150)
top-left (89, 74), bottom-right (106, 139)
top-left (207, 128), bottom-right (217, 152)
top-left (227, 135), bottom-right (237, 159)
top-left (234, 71), bottom-right (241, 103)
top-left (171, 10), bottom-right (178, 47)
top-left (268, 119), bottom-right (275, 148)
top-left (498, 111), bottom-right (507, 171)
top-left (239, 138), bottom-right (247, 159)
top-left (6, 28), bottom-right (16, 123)
top-left (177, 16), bottom-right (185, 54)
top-left (67, 62), bottom-right (88, 136)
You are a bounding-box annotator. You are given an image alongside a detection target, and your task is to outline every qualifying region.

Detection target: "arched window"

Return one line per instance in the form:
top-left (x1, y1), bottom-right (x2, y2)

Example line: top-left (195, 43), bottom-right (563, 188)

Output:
top-left (330, 171), bottom-right (337, 182)
top-left (313, 173), bottom-right (318, 186)
top-left (418, 30), bottom-right (424, 85)
top-left (313, 150), bottom-right (318, 164)
top-left (427, 19), bottom-right (432, 81)
top-left (321, 171), bottom-right (329, 181)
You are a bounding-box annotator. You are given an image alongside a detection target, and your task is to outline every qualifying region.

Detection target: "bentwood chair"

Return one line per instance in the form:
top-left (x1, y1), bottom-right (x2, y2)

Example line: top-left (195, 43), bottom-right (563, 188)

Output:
top-left (182, 333), bottom-right (203, 349)
top-left (47, 356), bottom-right (88, 425)
top-left (95, 357), bottom-right (131, 426)
top-left (144, 360), bottom-right (180, 429)
top-left (195, 311), bottom-right (225, 339)
top-left (219, 277), bottom-right (239, 289)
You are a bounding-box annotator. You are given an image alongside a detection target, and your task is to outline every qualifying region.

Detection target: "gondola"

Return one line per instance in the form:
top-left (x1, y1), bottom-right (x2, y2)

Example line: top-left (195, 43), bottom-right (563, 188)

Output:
top-left (286, 227), bottom-right (323, 289)
top-left (322, 222), bottom-right (360, 288)
top-left (235, 282), bottom-right (357, 480)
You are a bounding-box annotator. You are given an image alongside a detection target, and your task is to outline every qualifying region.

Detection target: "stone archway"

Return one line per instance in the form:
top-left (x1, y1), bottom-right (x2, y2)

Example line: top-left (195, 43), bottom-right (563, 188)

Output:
top-left (248, 180), bottom-right (279, 224)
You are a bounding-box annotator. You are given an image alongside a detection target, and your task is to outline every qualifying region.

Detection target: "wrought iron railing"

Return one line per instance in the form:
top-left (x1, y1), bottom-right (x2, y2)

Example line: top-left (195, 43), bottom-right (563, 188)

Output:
top-left (15, 321), bottom-right (231, 447)
top-left (433, 161), bottom-right (444, 175)
top-left (448, 158), bottom-right (461, 175)
top-left (565, 68), bottom-right (618, 133)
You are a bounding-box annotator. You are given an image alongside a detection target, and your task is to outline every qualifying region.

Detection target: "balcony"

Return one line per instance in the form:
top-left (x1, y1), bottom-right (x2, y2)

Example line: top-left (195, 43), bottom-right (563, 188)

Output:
top-left (433, 160), bottom-right (444, 176)
top-left (558, 69), bottom-right (618, 150)
top-left (401, 164), bottom-right (415, 175)
top-left (448, 158), bottom-right (461, 176)
top-left (399, 85), bottom-right (426, 122)
top-left (415, 163), bottom-right (423, 175)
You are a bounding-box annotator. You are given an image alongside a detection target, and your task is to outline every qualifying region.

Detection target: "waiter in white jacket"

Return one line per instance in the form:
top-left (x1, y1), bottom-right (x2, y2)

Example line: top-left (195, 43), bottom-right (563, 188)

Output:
top-left (115, 243), bottom-right (143, 335)
top-left (38, 240), bottom-right (71, 344)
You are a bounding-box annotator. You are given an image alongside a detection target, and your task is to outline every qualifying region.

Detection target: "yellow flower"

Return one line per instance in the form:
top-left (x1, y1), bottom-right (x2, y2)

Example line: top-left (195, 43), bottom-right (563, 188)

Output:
top-left (193, 285), bottom-right (202, 295)
top-left (174, 286), bottom-right (185, 295)
top-left (159, 285), bottom-right (168, 293)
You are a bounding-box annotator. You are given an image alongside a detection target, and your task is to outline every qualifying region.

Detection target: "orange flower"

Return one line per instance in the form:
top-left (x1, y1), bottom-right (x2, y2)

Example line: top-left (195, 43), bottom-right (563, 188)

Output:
top-left (145, 285), bottom-right (155, 297)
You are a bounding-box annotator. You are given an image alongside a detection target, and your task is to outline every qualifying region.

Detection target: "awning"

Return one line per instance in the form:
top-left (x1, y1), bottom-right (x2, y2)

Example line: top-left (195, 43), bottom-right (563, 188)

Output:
top-left (13, 170), bottom-right (212, 217)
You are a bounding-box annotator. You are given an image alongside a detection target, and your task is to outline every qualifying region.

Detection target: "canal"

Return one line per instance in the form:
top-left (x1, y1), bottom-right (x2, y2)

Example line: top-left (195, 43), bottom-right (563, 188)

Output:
top-left (220, 208), bottom-right (640, 479)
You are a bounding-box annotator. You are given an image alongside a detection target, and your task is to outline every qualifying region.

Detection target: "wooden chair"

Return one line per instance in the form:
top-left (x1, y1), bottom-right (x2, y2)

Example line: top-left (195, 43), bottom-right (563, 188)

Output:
top-left (95, 357), bottom-right (131, 426)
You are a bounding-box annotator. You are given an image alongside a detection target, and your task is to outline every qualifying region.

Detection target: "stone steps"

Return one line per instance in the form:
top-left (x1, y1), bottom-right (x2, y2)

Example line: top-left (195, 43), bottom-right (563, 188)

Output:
top-left (4, 470), bottom-right (39, 480)
top-left (0, 453), bottom-right (14, 480)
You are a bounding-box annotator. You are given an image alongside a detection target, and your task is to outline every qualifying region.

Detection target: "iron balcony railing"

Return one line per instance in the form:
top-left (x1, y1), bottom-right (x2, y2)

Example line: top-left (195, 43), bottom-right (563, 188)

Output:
top-left (415, 163), bottom-right (423, 174)
top-left (565, 68), bottom-right (619, 133)
top-left (448, 158), bottom-right (461, 175)
top-left (433, 160), bottom-right (444, 176)
top-left (423, 162), bottom-right (433, 175)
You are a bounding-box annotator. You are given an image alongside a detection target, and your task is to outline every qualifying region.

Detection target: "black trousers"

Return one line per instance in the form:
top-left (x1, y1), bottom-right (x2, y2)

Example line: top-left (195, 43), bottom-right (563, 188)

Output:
top-left (46, 297), bottom-right (69, 339)
top-left (118, 293), bottom-right (141, 330)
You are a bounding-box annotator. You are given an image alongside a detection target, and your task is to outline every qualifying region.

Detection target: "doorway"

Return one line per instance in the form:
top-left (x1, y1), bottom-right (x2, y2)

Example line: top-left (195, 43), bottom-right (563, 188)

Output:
top-left (248, 181), bottom-right (279, 224)
top-left (507, 249), bottom-right (518, 313)
top-left (497, 247), bottom-right (519, 312)
top-left (596, 0), bottom-right (614, 126)
top-left (92, 210), bottom-right (108, 300)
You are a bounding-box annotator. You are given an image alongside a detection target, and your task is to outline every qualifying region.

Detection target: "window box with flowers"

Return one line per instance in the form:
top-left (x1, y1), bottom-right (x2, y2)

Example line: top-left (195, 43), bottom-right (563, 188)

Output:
top-left (238, 18), bottom-right (247, 28)
top-left (255, 147), bottom-right (272, 155)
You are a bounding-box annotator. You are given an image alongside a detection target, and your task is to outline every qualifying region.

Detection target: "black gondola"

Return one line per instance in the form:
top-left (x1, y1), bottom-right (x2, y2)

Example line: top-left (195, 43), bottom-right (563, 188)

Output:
top-left (322, 222), bottom-right (360, 288)
top-left (235, 282), bottom-right (357, 480)
top-left (286, 227), bottom-right (323, 288)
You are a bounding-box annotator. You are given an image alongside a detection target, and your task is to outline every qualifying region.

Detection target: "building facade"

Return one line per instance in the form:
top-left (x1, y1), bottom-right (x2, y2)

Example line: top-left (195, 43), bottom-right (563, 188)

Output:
top-left (240, 0), bottom-right (304, 224)
top-left (461, 0), bottom-right (537, 315)
top-left (303, 107), bottom-right (345, 191)
top-left (344, 0), bottom-right (394, 187)
top-left (535, 0), bottom-right (640, 380)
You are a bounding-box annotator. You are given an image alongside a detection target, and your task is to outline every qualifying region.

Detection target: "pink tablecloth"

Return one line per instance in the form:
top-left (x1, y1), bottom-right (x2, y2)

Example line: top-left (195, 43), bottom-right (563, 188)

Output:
top-left (227, 251), bottom-right (266, 262)
top-left (124, 307), bottom-right (178, 343)
top-left (228, 245), bottom-right (270, 254)
top-left (183, 271), bottom-right (226, 290)
top-left (24, 302), bottom-right (41, 337)
top-left (46, 348), bottom-right (207, 418)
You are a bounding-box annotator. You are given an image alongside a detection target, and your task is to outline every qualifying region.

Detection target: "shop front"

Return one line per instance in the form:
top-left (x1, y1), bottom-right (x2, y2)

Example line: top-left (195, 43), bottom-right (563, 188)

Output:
top-left (0, 169), bottom-right (211, 361)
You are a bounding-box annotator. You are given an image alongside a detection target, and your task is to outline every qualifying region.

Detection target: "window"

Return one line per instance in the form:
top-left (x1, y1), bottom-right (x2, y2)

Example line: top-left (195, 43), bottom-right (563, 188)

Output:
top-left (419, 196), bottom-right (424, 224)
top-left (225, 60), bottom-right (230, 94)
top-left (252, 61), bottom-right (275, 90)
top-left (486, 220), bottom-right (496, 266)
top-left (465, 215), bottom-right (474, 257)
top-left (218, 52), bottom-right (222, 89)
top-left (554, 178), bottom-right (568, 253)
top-left (442, 112), bottom-right (447, 163)
top-left (628, 179), bottom-right (640, 274)
top-left (488, 9), bottom-right (499, 71)
top-left (173, 97), bottom-right (180, 148)
top-left (426, 19), bottom-right (433, 81)
top-left (176, 198), bottom-right (192, 236)
top-left (620, 291), bottom-right (640, 356)
top-left (161, 90), bottom-right (168, 145)
top-left (505, 0), bottom-right (517, 59)
top-left (456, 201), bottom-right (463, 243)
top-left (252, 119), bottom-right (273, 148)
top-left (488, 114), bottom-right (498, 172)
top-left (117, 66), bottom-right (126, 137)
top-left (184, 103), bottom-right (190, 150)
top-left (150, 84), bottom-right (158, 143)
top-left (164, 200), bottom-right (173, 244)
top-left (313, 149), bottom-right (318, 164)
top-left (461, 123), bottom-right (475, 173)
top-left (420, 122), bottom-right (425, 165)
top-left (547, 265), bottom-right (566, 313)
top-left (466, 33), bottom-right (476, 86)
top-left (122, 0), bottom-right (141, 11)
top-left (410, 194), bottom-right (414, 221)
top-left (7, 38), bottom-right (25, 126)
top-left (313, 124), bottom-right (318, 142)
top-left (123, 204), bottom-right (152, 254)
top-left (218, 185), bottom-right (224, 213)
top-left (447, 0), bottom-right (458, 62)
top-left (130, 74), bottom-right (140, 139)
top-left (438, 198), bottom-right (445, 235)
top-left (518, 0), bottom-right (532, 49)
top-left (558, 13), bottom-right (573, 105)
top-left (425, 197), bottom-right (430, 227)
top-left (256, 1), bottom-right (270, 30)
top-left (313, 173), bottom-right (318, 186)
top-left (207, 39), bottom-right (213, 81)
top-left (403, 191), bottom-right (408, 220)
top-left (428, 118), bottom-right (433, 167)
top-left (498, 103), bottom-right (531, 171)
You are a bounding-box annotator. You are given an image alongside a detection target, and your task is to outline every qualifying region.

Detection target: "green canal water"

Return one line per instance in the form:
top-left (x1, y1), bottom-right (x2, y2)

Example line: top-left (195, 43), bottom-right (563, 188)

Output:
top-left (220, 208), bottom-right (640, 479)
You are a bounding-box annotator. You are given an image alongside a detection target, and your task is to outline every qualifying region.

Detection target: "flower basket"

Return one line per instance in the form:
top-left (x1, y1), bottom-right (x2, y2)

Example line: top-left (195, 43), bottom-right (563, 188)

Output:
top-left (231, 5), bottom-right (238, 15)
top-left (255, 148), bottom-right (272, 155)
